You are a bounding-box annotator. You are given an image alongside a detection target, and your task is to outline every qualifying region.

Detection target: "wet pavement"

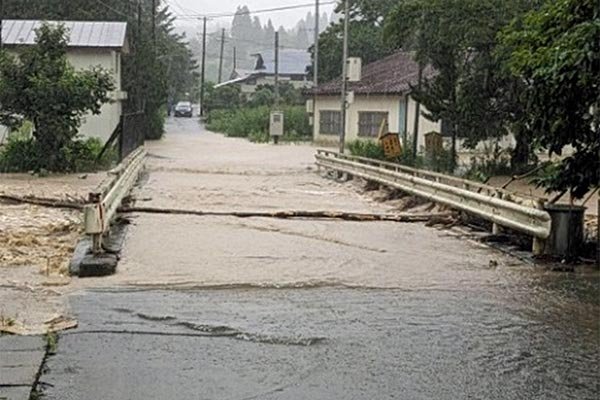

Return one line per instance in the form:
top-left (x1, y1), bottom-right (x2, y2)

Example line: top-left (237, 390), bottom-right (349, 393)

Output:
top-left (0, 335), bottom-right (45, 400)
top-left (39, 118), bottom-right (600, 399)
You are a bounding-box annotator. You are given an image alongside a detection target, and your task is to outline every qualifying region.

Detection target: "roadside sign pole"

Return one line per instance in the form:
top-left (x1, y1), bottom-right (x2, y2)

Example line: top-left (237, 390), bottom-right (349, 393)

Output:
top-left (274, 32), bottom-right (280, 145)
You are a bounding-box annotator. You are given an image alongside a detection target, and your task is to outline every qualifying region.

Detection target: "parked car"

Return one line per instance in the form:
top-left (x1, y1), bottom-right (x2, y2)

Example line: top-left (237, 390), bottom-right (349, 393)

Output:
top-left (174, 101), bottom-right (193, 118)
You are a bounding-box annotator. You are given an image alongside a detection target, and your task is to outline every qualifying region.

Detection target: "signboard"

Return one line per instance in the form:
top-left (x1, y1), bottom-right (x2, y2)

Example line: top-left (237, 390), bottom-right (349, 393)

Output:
top-left (380, 133), bottom-right (402, 158)
top-left (269, 111), bottom-right (284, 137)
top-left (377, 118), bottom-right (402, 158)
top-left (425, 132), bottom-right (443, 155)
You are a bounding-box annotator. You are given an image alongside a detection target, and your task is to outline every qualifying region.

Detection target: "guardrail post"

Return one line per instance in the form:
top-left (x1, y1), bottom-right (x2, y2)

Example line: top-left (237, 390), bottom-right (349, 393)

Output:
top-left (492, 191), bottom-right (503, 235)
top-left (84, 193), bottom-right (105, 254)
top-left (532, 237), bottom-right (545, 256)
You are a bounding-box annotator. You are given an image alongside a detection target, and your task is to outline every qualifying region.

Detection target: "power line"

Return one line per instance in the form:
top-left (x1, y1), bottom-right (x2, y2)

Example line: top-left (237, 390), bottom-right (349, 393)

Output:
top-left (206, 31), bottom-right (309, 51)
top-left (92, 0), bottom-right (130, 19)
top-left (170, 1), bottom-right (337, 20)
top-left (166, 0), bottom-right (197, 15)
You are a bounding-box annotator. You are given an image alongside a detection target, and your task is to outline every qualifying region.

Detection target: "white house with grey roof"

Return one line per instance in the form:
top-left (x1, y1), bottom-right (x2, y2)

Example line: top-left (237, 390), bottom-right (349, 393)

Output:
top-left (1, 20), bottom-right (129, 143)
top-left (217, 49), bottom-right (312, 95)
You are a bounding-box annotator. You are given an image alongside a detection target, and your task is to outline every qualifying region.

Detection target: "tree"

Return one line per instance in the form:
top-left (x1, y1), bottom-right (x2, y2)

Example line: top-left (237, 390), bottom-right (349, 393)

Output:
top-left (247, 83), bottom-right (304, 108)
top-left (311, 0), bottom-right (397, 82)
top-left (3, 0), bottom-right (199, 140)
top-left (312, 21), bottom-right (394, 83)
top-left (0, 24), bottom-right (113, 171)
top-left (203, 83), bottom-right (243, 112)
top-left (384, 0), bottom-right (536, 170)
top-left (500, 0), bottom-right (599, 198)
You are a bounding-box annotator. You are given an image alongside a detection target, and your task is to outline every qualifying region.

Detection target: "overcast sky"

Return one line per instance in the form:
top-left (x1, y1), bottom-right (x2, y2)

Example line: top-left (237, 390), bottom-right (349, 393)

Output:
top-left (166, 0), bottom-right (336, 31)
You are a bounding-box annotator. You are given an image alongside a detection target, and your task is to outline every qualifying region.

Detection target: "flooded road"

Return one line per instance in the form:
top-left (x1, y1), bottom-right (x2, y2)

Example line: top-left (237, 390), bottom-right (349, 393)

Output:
top-left (45, 118), bottom-right (599, 399)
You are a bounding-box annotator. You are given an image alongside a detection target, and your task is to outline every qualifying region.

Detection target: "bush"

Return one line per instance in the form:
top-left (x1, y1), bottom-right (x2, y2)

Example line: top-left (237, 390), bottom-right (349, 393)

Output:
top-left (0, 137), bottom-right (41, 172)
top-left (347, 140), bottom-right (386, 160)
top-left (145, 107), bottom-right (166, 140)
top-left (423, 146), bottom-right (455, 173)
top-left (0, 135), bottom-right (115, 173)
top-left (347, 138), bottom-right (428, 168)
top-left (206, 106), bottom-right (311, 140)
top-left (464, 144), bottom-right (512, 182)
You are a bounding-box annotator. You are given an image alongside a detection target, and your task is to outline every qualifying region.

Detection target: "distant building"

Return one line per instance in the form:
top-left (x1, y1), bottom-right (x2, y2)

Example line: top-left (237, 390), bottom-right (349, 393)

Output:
top-left (308, 51), bottom-right (441, 147)
top-left (216, 49), bottom-right (313, 95)
top-left (1, 20), bottom-right (129, 143)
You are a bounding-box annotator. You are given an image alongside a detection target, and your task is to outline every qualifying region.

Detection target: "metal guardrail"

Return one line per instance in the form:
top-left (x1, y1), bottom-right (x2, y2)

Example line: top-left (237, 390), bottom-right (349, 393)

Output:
top-left (84, 147), bottom-right (147, 253)
top-left (315, 149), bottom-right (552, 247)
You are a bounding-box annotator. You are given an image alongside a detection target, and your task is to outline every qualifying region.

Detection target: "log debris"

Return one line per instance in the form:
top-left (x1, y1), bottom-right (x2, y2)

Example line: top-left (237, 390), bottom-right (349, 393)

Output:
top-left (0, 194), bottom-right (84, 210)
top-left (0, 193), bottom-right (455, 223)
top-left (119, 206), bottom-right (454, 223)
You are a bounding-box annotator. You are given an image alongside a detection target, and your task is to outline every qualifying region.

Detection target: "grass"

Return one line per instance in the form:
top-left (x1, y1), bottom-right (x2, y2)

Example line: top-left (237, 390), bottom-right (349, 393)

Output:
top-left (45, 332), bottom-right (58, 354)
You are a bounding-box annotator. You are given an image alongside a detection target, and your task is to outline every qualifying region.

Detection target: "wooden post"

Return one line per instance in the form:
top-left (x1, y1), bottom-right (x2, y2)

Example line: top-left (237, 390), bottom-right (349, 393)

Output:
top-left (218, 28), bottom-right (225, 83)
top-left (200, 16), bottom-right (207, 117)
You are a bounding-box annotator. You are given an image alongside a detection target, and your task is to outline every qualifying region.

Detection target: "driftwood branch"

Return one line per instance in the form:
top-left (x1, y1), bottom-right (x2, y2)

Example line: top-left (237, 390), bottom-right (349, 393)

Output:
top-left (0, 193), bottom-right (455, 223)
top-left (119, 206), bottom-right (454, 223)
top-left (0, 194), bottom-right (84, 210)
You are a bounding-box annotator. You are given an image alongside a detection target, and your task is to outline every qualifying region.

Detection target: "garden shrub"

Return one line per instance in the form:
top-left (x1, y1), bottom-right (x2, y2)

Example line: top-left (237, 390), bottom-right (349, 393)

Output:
top-left (206, 106), bottom-right (311, 140)
top-left (0, 135), bottom-right (115, 173)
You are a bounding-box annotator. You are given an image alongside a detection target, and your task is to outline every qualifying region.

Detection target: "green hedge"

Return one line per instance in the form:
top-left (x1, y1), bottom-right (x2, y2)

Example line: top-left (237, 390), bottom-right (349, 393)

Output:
top-left (347, 138), bottom-right (457, 173)
top-left (206, 106), bottom-right (311, 141)
top-left (0, 135), bottom-right (115, 173)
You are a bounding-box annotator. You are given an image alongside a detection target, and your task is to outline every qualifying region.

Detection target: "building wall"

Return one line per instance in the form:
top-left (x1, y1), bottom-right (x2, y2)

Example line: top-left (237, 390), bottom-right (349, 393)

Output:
top-left (66, 48), bottom-right (126, 143)
top-left (313, 94), bottom-right (441, 147)
top-left (3, 47), bottom-right (125, 144)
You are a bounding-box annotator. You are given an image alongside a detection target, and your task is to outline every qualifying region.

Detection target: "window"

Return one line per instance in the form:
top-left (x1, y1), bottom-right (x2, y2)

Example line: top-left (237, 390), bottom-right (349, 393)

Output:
top-left (440, 119), bottom-right (452, 137)
top-left (358, 112), bottom-right (388, 137)
top-left (319, 111), bottom-right (341, 135)
top-left (399, 98), bottom-right (407, 136)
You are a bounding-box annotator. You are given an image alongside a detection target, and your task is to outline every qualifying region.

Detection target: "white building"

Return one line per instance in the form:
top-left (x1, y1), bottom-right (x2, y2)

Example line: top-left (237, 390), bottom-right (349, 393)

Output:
top-left (309, 51), bottom-right (441, 147)
top-left (1, 20), bottom-right (129, 144)
top-left (216, 49), bottom-right (313, 95)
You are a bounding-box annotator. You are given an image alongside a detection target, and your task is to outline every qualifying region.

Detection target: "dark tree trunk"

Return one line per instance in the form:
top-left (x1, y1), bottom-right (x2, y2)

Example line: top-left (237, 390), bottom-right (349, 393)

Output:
top-left (450, 123), bottom-right (458, 173)
top-left (511, 131), bottom-right (532, 173)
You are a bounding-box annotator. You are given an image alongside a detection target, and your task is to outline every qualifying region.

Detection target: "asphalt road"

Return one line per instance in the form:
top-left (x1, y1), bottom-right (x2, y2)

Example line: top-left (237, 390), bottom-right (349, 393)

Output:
top-left (40, 118), bottom-right (600, 399)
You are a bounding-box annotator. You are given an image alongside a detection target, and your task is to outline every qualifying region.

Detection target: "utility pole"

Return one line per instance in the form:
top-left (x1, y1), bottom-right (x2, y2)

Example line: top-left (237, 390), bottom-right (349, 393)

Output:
top-left (274, 31), bottom-right (280, 107)
top-left (313, 0), bottom-right (319, 87)
top-left (199, 16), bottom-right (207, 117)
top-left (311, 0), bottom-right (319, 131)
top-left (218, 28), bottom-right (225, 83)
top-left (137, 0), bottom-right (143, 110)
top-left (233, 46), bottom-right (237, 71)
top-left (412, 65), bottom-right (423, 157)
top-left (339, 0), bottom-right (349, 154)
top-left (0, 0), bottom-right (4, 49)
top-left (151, 0), bottom-right (156, 48)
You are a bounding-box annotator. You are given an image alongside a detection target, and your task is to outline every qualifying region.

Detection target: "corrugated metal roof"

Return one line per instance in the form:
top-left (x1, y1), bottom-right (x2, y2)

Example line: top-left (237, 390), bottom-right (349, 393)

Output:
top-left (1, 20), bottom-right (127, 49)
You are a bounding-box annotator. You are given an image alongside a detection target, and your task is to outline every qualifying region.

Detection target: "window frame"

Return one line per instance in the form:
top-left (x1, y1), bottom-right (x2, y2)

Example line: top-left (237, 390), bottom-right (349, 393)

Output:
top-left (358, 112), bottom-right (389, 137)
top-left (319, 110), bottom-right (342, 136)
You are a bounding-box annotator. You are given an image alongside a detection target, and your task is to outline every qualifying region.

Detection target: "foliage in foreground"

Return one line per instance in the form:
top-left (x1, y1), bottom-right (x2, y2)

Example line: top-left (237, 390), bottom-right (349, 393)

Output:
top-left (499, 0), bottom-right (599, 198)
top-left (347, 139), bottom-right (459, 173)
top-left (0, 24), bottom-right (114, 172)
top-left (0, 134), bottom-right (115, 173)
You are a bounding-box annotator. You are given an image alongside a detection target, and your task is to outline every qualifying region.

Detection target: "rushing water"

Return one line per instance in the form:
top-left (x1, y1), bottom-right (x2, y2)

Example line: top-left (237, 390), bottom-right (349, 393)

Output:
top-left (47, 118), bottom-right (599, 399)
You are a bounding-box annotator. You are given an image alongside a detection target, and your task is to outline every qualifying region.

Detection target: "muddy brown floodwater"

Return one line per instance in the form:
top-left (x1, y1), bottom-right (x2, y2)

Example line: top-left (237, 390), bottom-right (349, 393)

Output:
top-left (44, 118), bottom-right (599, 399)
